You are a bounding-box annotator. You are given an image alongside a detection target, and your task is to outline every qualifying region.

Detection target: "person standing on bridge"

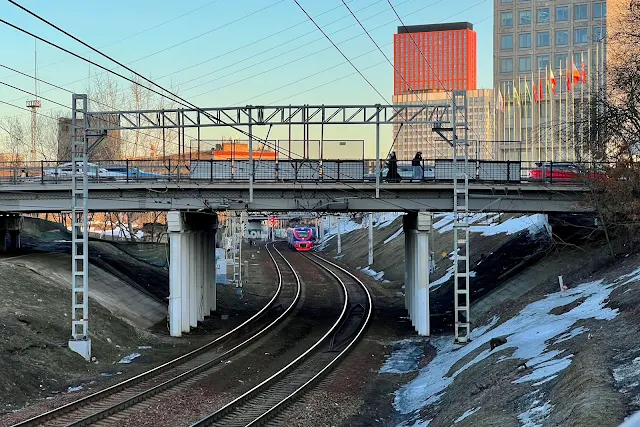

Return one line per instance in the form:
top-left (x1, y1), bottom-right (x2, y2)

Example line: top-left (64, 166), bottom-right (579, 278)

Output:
top-left (412, 152), bottom-right (423, 182)
top-left (386, 151), bottom-right (400, 182)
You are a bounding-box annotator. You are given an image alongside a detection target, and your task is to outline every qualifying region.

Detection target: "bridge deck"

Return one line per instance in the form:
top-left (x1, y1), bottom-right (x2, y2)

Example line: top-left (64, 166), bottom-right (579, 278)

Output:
top-left (0, 181), bottom-right (591, 213)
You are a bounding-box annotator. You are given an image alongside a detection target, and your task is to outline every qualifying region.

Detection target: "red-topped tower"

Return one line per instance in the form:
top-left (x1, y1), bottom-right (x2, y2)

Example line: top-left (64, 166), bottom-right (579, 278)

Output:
top-left (393, 22), bottom-right (477, 95)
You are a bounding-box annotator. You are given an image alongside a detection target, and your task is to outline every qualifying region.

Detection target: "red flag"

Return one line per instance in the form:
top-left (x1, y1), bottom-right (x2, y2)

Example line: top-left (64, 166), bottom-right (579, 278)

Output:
top-left (566, 62), bottom-right (572, 92)
top-left (533, 84), bottom-right (539, 103)
top-left (538, 76), bottom-right (544, 101)
top-left (549, 68), bottom-right (557, 95)
top-left (581, 58), bottom-right (587, 84)
top-left (571, 60), bottom-right (581, 86)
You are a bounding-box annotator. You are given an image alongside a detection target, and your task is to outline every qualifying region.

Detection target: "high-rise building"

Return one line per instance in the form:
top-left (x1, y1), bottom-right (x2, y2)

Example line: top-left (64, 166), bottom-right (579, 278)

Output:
top-left (57, 116), bottom-right (122, 161)
top-left (394, 22), bottom-right (477, 95)
top-left (493, 0), bottom-right (608, 162)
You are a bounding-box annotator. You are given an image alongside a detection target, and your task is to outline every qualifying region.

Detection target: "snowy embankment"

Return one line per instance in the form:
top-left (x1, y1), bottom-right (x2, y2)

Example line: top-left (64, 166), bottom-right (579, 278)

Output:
top-left (383, 265), bottom-right (640, 427)
top-left (319, 213), bottom-right (551, 283)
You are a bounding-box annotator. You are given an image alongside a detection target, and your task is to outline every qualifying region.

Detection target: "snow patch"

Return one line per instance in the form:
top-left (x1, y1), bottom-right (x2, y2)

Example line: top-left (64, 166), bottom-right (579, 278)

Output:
top-left (117, 353), bottom-right (141, 364)
top-left (379, 339), bottom-right (425, 374)
top-left (433, 213), bottom-right (549, 237)
top-left (518, 400), bottom-right (553, 427)
top-left (67, 385), bottom-right (83, 393)
top-left (454, 407), bottom-right (481, 423)
top-left (384, 228), bottom-right (404, 244)
top-left (394, 276), bottom-right (623, 415)
top-left (360, 266), bottom-right (385, 281)
top-left (376, 212), bottom-right (403, 228)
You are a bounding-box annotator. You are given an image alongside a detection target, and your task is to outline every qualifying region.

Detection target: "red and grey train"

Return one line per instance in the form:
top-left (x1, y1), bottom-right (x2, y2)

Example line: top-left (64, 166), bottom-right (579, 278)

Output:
top-left (287, 226), bottom-right (315, 252)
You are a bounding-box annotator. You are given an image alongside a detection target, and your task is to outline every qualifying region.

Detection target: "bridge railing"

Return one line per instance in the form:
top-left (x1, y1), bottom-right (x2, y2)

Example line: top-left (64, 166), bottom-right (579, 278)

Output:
top-left (0, 159), bottom-right (615, 185)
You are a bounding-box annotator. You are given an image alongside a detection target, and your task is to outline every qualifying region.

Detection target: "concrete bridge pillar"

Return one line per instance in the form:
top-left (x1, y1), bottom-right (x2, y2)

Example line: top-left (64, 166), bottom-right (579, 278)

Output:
top-left (403, 212), bottom-right (433, 336)
top-left (0, 214), bottom-right (21, 252)
top-left (167, 211), bottom-right (218, 337)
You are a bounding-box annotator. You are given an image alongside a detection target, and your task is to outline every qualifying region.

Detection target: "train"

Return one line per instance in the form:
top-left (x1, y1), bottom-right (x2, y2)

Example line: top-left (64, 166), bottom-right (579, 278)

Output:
top-left (287, 226), bottom-right (314, 252)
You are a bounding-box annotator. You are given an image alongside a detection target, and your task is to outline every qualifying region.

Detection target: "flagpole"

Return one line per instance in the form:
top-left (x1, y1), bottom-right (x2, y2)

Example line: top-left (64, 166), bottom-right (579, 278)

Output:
top-left (587, 47), bottom-right (591, 162)
top-left (572, 56), bottom-right (576, 161)
top-left (559, 65), bottom-right (563, 161)
top-left (565, 60), bottom-right (569, 162)
top-left (550, 66), bottom-right (555, 161)
top-left (531, 69), bottom-right (535, 164)
top-left (538, 68), bottom-right (541, 162)
top-left (523, 76), bottom-right (528, 165)
top-left (545, 66), bottom-right (548, 160)
top-left (503, 81), bottom-right (506, 160)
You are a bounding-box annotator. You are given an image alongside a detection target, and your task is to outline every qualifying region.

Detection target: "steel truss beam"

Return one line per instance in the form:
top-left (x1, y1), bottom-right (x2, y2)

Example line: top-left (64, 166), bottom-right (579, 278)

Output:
top-left (84, 103), bottom-right (452, 131)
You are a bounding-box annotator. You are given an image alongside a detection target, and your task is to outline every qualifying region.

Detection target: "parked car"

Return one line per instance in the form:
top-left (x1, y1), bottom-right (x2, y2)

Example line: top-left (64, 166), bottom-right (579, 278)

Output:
top-left (101, 164), bottom-right (167, 180)
top-left (528, 162), bottom-right (606, 181)
top-left (42, 162), bottom-right (112, 179)
top-left (364, 164), bottom-right (435, 181)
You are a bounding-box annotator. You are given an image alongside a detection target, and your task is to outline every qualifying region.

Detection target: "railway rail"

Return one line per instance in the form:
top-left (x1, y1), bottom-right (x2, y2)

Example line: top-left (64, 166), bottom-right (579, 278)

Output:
top-left (190, 252), bottom-right (373, 427)
top-left (11, 243), bottom-right (300, 427)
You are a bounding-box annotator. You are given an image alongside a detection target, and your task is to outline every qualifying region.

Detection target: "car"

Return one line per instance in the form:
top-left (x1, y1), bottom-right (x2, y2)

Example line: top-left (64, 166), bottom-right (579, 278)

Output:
top-left (101, 164), bottom-right (167, 180)
top-left (42, 162), bottom-right (112, 179)
top-left (364, 164), bottom-right (435, 182)
top-left (528, 162), bottom-right (606, 182)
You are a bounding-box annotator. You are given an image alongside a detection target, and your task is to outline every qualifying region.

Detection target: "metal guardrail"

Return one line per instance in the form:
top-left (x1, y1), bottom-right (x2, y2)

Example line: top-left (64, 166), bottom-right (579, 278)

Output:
top-left (0, 159), bottom-right (613, 185)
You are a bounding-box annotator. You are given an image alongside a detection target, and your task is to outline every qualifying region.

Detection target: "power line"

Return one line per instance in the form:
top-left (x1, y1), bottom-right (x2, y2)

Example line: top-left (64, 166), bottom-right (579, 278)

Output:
top-left (3, 2), bottom-right (471, 214)
top-left (0, 0), bottom-right (223, 82)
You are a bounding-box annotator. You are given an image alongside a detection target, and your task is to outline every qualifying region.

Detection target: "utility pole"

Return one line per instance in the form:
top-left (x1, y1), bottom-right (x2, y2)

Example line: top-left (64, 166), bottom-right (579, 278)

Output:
top-left (368, 213), bottom-right (374, 265)
top-left (27, 40), bottom-right (40, 162)
top-left (337, 214), bottom-right (342, 255)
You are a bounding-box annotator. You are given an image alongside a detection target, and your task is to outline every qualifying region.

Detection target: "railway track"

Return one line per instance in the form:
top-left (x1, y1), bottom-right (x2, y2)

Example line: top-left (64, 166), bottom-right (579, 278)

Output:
top-left (190, 252), bottom-right (373, 427)
top-left (12, 243), bottom-right (301, 427)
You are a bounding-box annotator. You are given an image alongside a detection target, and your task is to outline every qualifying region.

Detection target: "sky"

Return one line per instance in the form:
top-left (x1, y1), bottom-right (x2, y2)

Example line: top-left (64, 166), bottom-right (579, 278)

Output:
top-left (0, 0), bottom-right (495, 158)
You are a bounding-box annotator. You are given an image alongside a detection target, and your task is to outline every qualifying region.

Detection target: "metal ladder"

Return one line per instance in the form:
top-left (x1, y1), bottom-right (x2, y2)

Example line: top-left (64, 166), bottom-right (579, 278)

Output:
top-left (451, 91), bottom-right (471, 344)
top-left (70, 94), bottom-right (89, 342)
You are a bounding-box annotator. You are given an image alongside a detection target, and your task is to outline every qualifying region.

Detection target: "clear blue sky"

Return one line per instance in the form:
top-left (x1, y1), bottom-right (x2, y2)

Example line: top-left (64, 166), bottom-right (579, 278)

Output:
top-left (0, 0), bottom-right (494, 157)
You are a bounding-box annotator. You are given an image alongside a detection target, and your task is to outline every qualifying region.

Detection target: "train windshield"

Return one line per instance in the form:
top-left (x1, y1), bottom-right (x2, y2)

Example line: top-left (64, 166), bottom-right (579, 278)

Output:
top-left (295, 230), bottom-right (310, 238)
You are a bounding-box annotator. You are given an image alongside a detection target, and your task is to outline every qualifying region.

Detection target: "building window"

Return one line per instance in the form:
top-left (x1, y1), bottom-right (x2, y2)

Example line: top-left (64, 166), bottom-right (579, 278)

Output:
top-left (519, 32), bottom-right (532, 48)
top-left (556, 6), bottom-right (569, 22)
top-left (501, 34), bottom-right (514, 49)
top-left (594, 26), bottom-right (606, 41)
top-left (593, 2), bottom-right (606, 18)
top-left (574, 4), bottom-right (588, 20)
top-left (537, 7), bottom-right (550, 23)
top-left (501, 0), bottom-right (513, 3)
top-left (501, 11), bottom-right (513, 27)
top-left (501, 57), bottom-right (513, 73)
top-left (519, 10), bottom-right (532, 25)
top-left (537, 31), bottom-right (550, 47)
top-left (574, 28), bottom-right (588, 44)
top-left (519, 56), bottom-right (532, 72)
top-left (555, 53), bottom-right (568, 69)
top-left (555, 30), bottom-right (569, 46)
top-left (573, 52), bottom-right (585, 66)
top-left (537, 55), bottom-right (550, 70)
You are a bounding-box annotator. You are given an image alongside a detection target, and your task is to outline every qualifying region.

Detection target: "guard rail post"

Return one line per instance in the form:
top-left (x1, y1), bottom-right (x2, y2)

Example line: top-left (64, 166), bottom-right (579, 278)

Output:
top-left (126, 159), bottom-right (129, 183)
top-left (41, 161), bottom-right (44, 184)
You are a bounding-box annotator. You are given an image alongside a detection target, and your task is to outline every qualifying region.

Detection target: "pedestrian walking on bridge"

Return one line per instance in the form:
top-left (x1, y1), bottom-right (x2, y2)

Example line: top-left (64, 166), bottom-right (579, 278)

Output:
top-left (412, 152), bottom-right (423, 181)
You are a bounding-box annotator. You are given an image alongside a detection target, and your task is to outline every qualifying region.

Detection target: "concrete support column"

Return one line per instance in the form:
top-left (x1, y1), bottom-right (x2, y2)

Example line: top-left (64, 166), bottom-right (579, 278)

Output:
top-left (196, 232), bottom-right (204, 322)
top-left (168, 211), bottom-right (186, 337)
top-left (403, 212), bottom-right (433, 336)
top-left (189, 231), bottom-right (198, 328)
top-left (209, 229), bottom-right (217, 312)
top-left (181, 231), bottom-right (191, 332)
top-left (202, 231), bottom-right (210, 318)
top-left (0, 229), bottom-right (6, 252)
top-left (9, 230), bottom-right (20, 249)
top-left (168, 230), bottom-right (183, 337)
top-left (415, 212), bottom-right (432, 336)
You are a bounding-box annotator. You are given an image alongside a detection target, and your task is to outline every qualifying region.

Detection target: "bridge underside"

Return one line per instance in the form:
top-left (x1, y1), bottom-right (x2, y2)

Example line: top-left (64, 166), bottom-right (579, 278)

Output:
top-left (0, 182), bottom-right (592, 213)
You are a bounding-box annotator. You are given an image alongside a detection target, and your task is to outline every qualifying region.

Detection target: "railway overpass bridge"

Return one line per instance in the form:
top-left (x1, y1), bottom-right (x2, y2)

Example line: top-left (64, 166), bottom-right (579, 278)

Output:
top-left (0, 180), bottom-right (592, 213)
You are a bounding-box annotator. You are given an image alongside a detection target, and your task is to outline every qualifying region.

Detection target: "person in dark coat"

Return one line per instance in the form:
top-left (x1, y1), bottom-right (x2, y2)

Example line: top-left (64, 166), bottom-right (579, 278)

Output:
top-left (411, 151), bottom-right (423, 181)
top-left (386, 151), bottom-right (400, 182)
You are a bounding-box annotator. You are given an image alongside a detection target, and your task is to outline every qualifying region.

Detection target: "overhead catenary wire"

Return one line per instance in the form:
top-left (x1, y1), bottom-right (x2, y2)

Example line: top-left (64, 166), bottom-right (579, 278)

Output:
top-left (3, 2), bottom-right (485, 214)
